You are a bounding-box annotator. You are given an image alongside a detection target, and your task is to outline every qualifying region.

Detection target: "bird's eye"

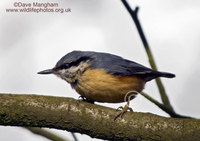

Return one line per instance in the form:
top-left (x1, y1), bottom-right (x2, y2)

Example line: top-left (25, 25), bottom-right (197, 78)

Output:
top-left (56, 56), bottom-right (90, 70)
top-left (68, 57), bottom-right (90, 67)
top-left (59, 64), bottom-right (69, 69)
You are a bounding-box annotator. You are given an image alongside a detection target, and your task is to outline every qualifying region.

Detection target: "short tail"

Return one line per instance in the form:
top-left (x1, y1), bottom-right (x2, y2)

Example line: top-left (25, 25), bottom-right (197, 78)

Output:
top-left (144, 71), bottom-right (175, 82)
top-left (159, 71), bottom-right (175, 78)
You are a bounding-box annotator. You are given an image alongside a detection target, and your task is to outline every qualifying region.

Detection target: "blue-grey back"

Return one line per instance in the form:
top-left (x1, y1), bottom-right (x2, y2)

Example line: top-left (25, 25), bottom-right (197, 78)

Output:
top-left (56, 50), bottom-right (153, 76)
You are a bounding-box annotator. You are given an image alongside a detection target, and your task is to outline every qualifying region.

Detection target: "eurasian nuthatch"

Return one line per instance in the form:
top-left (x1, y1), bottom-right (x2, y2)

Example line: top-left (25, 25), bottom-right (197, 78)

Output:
top-left (38, 51), bottom-right (175, 105)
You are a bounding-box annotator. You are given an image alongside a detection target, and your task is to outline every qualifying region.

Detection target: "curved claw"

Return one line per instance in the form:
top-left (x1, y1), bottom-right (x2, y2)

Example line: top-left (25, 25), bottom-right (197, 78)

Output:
top-left (114, 102), bottom-right (133, 120)
top-left (116, 106), bottom-right (123, 111)
top-left (127, 107), bottom-right (133, 112)
top-left (114, 91), bottom-right (137, 120)
top-left (77, 96), bottom-right (94, 104)
top-left (78, 96), bottom-right (86, 100)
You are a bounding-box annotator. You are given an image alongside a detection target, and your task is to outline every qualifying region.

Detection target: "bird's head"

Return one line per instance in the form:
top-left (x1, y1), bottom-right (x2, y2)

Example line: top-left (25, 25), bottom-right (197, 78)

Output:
top-left (38, 51), bottom-right (91, 84)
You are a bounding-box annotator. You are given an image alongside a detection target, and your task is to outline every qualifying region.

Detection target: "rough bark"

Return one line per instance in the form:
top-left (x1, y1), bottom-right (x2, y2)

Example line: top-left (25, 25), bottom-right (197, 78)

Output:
top-left (0, 94), bottom-right (199, 141)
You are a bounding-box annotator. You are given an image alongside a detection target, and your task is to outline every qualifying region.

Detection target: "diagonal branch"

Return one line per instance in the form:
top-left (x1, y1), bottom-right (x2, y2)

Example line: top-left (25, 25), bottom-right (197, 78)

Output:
top-left (71, 133), bottom-right (78, 141)
top-left (121, 0), bottom-right (174, 111)
top-left (26, 127), bottom-right (70, 141)
top-left (0, 94), bottom-right (200, 141)
top-left (140, 92), bottom-right (192, 118)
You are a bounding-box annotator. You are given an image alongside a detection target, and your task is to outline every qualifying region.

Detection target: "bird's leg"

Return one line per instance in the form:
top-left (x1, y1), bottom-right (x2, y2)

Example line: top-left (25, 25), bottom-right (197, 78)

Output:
top-left (116, 106), bottom-right (123, 111)
top-left (114, 91), bottom-right (137, 120)
top-left (78, 96), bottom-right (94, 104)
top-left (115, 100), bottom-right (133, 120)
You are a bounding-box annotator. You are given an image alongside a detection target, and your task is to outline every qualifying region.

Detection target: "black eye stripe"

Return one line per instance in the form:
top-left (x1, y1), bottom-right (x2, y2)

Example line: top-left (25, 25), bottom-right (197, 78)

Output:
top-left (68, 57), bottom-right (90, 67)
top-left (57, 63), bottom-right (69, 69)
top-left (57, 57), bottom-right (90, 70)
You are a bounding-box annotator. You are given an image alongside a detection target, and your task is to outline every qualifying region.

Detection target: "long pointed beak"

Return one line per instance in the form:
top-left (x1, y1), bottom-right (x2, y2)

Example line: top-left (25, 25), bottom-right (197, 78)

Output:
top-left (37, 69), bottom-right (54, 74)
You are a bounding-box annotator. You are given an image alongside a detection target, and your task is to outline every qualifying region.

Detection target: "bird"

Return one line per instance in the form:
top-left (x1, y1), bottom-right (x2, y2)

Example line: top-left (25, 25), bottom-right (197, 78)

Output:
top-left (38, 50), bottom-right (175, 117)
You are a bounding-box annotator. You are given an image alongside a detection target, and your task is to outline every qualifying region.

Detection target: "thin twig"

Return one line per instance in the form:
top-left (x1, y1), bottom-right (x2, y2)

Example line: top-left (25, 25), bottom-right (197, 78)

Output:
top-left (121, 0), bottom-right (174, 111)
top-left (27, 127), bottom-right (69, 141)
top-left (140, 92), bottom-right (192, 118)
top-left (26, 122), bottom-right (78, 141)
top-left (71, 133), bottom-right (79, 141)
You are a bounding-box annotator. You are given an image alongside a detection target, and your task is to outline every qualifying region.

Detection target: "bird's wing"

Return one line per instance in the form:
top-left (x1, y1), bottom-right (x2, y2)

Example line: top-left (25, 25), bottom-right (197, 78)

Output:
top-left (90, 52), bottom-right (158, 80)
top-left (59, 51), bottom-right (174, 82)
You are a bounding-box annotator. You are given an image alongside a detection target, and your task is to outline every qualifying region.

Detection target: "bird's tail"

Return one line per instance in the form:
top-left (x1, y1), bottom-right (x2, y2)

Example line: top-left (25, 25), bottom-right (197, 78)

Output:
top-left (158, 71), bottom-right (175, 78)
top-left (144, 71), bottom-right (175, 82)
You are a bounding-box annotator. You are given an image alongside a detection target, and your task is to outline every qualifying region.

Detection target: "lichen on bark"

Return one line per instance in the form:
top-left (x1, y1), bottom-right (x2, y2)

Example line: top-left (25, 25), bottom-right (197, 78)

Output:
top-left (0, 93), bottom-right (200, 141)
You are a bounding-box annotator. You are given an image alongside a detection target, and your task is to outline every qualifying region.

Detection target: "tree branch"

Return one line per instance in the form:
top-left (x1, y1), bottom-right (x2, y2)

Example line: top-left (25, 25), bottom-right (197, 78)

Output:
top-left (121, 0), bottom-right (174, 111)
top-left (140, 92), bottom-right (192, 118)
top-left (71, 133), bottom-right (78, 141)
top-left (0, 94), bottom-right (199, 141)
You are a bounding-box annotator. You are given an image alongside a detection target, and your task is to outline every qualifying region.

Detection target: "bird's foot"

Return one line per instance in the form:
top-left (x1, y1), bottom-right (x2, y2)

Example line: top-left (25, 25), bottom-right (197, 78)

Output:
top-left (114, 102), bottom-right (133, 120)
top-left (77, 96), bottom-right (94, 104)
top-left (114, 90), bottom-right (138, 120)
